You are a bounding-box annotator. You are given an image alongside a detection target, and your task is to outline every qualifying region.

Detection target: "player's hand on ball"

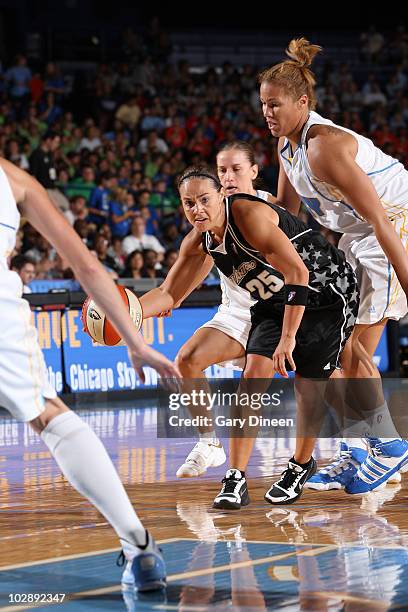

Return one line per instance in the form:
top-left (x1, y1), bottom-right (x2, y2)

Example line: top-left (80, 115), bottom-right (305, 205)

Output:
top-left (272, 336), bottom-right (296, 378)
top-left (128, 345), bottom-right (182, 385)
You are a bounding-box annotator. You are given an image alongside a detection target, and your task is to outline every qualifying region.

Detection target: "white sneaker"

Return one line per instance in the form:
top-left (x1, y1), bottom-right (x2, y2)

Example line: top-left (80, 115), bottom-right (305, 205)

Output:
top-left (176, 440), bottom-right (226, 478)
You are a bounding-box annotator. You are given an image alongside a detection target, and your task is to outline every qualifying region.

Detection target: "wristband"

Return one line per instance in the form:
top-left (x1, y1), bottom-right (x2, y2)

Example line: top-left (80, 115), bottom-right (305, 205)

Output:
top-left (284, 284), bottom-right (309, 306)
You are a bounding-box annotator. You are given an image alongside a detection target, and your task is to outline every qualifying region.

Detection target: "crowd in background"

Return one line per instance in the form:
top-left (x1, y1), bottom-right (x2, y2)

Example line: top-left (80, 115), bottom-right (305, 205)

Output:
top-left (2, 21), bottom-right (408, 289)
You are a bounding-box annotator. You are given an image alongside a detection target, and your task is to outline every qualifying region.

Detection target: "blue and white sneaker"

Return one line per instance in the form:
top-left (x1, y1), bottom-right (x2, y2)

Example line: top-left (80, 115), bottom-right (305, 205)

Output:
top-left (120, 532), bottom-right (166, 592)
top-left (345, 438), bottom-right (408, 494)
top-left (304, 442), bottom-right (367, 490)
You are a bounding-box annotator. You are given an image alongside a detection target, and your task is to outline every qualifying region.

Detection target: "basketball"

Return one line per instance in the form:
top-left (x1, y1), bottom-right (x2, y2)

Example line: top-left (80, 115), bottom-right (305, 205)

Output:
top-left (81, 285), bottom-right (143, 346)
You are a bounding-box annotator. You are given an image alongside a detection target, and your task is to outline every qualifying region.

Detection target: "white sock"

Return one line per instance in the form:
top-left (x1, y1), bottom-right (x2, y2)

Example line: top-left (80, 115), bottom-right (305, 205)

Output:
top-left (41, 411), bottom-right (146, 558)
top-left (344, 402), bottom-right (401, 440)
top-left (199, 430), bottom-right (220, 445)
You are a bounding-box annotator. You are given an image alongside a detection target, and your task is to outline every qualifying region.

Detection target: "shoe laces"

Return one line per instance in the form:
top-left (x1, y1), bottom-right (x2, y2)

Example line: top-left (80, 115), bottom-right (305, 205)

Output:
top-left (221, 474), bottom-right (241, 494)
top-left (322, 450), bottom-right (358, 476)
top-left (277, 463), bottom-right (303, 490)
top-left (116, 551), bottom-right (126, 567)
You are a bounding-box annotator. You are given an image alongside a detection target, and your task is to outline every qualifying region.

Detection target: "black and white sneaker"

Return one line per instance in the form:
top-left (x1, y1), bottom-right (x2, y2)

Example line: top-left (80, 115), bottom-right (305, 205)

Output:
top-left (264, 457), bottom-right (317, 505)
top-left (213, 469), bottom-right (250, 510)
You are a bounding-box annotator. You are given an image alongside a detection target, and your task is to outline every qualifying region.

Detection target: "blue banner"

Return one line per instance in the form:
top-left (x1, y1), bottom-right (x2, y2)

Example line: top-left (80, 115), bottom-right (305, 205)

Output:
top-left (61, 307), bottom-right (238, 392)
top-left (33, 311), bottom-right (64, 393)
top-left (33, 307), bottom-right (391, 393)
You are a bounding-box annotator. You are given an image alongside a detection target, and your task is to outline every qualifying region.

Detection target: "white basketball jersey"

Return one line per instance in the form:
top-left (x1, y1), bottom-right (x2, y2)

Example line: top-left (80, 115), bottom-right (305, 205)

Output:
top-left (218, 189), bottom-right (271, 311)
top-left (0, 165), bottom-right (20, 273)
top-left (280, 111), bottom-right (408, 235)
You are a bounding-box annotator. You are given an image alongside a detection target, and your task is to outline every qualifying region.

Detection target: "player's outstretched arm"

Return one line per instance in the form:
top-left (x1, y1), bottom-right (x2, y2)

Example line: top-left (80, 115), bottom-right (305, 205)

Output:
top-left (140, 229), bottom-right (213, 318)
top-left (2, 158), bottom-right (180, 380)
top-left (307, 129), bottom-right (408, 298)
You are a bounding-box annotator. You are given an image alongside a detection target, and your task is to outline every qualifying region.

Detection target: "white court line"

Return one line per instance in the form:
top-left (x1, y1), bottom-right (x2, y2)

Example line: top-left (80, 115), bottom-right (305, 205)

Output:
top-left (0, 538), bottom-right (181, 571)
top-left (0, 545), bottom-right (336, 612)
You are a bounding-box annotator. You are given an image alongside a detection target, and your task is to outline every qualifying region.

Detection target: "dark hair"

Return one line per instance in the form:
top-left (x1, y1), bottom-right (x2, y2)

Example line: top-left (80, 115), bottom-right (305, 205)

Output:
top-left (177, 165), bottom-right (221, 192)
top-left (217, 140), bottom-right (256, 166)
top-left (10, 254), bottom-right (35, 271)
top-left (41, 130), bottom-right (60, 142)
top-left (258, 38), bottom-right (322, 110)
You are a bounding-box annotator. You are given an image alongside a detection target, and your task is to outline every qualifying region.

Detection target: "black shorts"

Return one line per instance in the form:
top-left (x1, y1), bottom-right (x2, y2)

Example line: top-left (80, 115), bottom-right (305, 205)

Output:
top-left (246, 284), bottom-right (359, 378)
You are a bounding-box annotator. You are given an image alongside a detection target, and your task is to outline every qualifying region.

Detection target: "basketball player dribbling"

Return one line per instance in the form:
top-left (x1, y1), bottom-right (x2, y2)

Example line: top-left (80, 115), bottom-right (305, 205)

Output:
top-left (259, 38), bottom-right (408, 493)
top-left (155, 141), bottom-right (276, 479)
top-left (140, 165), bottom-right (360, 506)
top-left (0, 158), bottom-right (181, 591)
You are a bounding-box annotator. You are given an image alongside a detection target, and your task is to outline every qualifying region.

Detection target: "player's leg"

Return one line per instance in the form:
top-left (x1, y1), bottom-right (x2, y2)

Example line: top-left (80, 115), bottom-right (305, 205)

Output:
top-left (213, 354), bottom-right (275, 510)
top-left (264, 375), bottom-right (321, 505)
top-left (0, 295), bottom-right (165, 592)
top-left (175, 325), bottom-right (245, 478)
top-left (344, 322), bottom-right (408, 493)
top-left (30, 398), bottom-right (166, 591)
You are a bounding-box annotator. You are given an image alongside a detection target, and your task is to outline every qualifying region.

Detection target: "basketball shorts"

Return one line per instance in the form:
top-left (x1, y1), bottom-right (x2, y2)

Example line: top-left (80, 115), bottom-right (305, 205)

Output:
top-left (198, 304), bottom-right (251, 369)
top-left (0, 272), bottom-right (56, 421)
top-left (339, 219), bottom-right (408, 324)
top-left (247, 275), bottom-right (359, 378)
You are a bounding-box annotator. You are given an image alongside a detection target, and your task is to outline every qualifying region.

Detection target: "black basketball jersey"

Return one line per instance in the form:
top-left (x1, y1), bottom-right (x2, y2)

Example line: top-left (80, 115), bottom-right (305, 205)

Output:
top-left (202, 193), bottom-right (354, 308)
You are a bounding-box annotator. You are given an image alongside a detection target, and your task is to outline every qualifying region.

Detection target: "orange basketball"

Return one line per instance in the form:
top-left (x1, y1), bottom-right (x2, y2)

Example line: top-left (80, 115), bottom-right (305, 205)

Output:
top-left (81, 285), bottom-right (143, 346)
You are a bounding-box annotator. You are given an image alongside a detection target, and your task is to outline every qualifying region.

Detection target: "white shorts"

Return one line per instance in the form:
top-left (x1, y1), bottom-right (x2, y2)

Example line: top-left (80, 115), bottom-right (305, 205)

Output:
top-left (198, 305), bottom-right (251, 369)
top-left (339, 220), bottom-right (408, 324)
top-left (0, 272), bottom-right (56, 421)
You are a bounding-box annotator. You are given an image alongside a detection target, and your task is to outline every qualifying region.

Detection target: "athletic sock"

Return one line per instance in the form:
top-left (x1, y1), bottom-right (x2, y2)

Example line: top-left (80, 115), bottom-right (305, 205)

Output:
top-left (41, 411), bottom-right (146, 559)
top-left (200, 430), bottom-right (220, 445)
top-left (292, 456), bottom-right (313, 469)
top-left (344, 402), bottom-right (401, 440)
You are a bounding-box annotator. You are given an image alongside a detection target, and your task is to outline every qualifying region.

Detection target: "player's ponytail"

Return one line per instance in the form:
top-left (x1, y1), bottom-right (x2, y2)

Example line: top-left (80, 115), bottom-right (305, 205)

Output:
top-left (286, 38), bottom-right (322, 67)
top-left (258, 38), bottom-right (322, 110)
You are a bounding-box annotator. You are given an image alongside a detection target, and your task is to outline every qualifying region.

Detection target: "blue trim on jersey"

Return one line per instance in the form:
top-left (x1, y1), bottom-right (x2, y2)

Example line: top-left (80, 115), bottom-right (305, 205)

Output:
top-left (280, 141), bottom-right (292, 163)
top-left (382, 261), bottom-right (392, 320)
top-left (0, 221), bottom-right (16, 231)
top-left (367, 161), bottom-right (400, 176)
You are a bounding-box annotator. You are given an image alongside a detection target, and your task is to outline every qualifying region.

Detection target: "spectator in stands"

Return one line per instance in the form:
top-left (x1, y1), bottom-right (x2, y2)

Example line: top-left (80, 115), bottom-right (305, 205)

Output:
top-left (93, 234), bottom-right (118, 273)
top-left (122, 249), bottom-right (144, 279)
top-left (88, 172), bottom-right (115, 226)
top-left (65, 165), bottom-right (96, 202)
top-left (5, 54), bottom-right (31, 101)
top-left (138, 130), bottom-right (168, 155)
top-left (141, 249), bottom-right (161, 278)
top-left (73, 219), bottom-right (92, 247)
top-left (115, 96), bottom-right (141, 129)
top-left (79, 126), bottom-right (102, 152)
top-left (29, 131), bottom-right (70, 211)
top-left (161, 248), bottom-right (178, 276)
top-left (107, 237), bottom-right (126, 275)
top-left (10, 254), bottom-right (36, 293)
top-left (121, 216), bottom-right (165, 258)
top-left (360, 25), bottom-right (385, 63)
top-left (161, 221), bottom-right (183, 250)
top-left (64, 195), bottom-right (88, 226)
top-left (6, 138), bottom-right (29, 170)
top-left (44, 62), bottom-right (66, 101)
top-left (39, 92), bottom-right (63, 126)
top-left (109, 187), bottom-right (138, 238)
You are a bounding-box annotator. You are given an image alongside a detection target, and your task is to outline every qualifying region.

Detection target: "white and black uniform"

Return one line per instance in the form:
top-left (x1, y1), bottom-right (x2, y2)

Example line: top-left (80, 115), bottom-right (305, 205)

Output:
top-left (0, 166), bottom-right (56, 421)
top-left (199, 189), bottom-right (270, 368)
top-left (280, 110), bottom-right (408, 324)
top-left (202, 194), bottom-right (359, 378)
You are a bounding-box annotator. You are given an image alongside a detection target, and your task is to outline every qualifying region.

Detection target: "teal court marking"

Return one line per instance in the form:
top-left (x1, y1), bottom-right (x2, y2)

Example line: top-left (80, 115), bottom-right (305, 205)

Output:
top-left (1, 538), bottom-right (407, 611)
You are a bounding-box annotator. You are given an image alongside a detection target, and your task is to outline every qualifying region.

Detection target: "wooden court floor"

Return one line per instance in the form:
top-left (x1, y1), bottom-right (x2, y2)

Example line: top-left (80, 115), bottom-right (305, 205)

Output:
top-left (1, 402), bottom-right (408, 610)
